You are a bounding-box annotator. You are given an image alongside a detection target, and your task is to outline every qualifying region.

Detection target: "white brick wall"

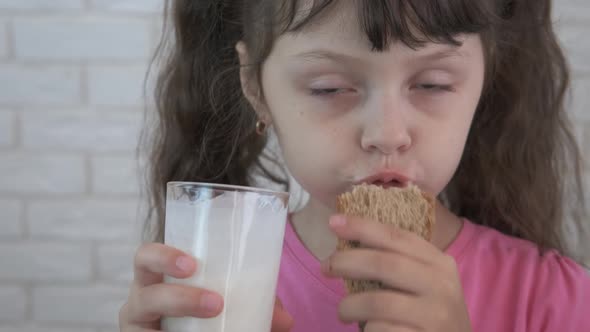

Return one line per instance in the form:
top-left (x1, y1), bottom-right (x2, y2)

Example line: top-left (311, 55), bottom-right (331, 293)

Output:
top-left (557, 23), bottom-right (590, 74)
top-left (0, 1), bottom-right (157, 330)
top-left (0, 22), bottom-right (8, 58)
top-left (14, 17), bottom-right (152, 60)
top-left (0, 286), bottom-right (26, 322)
top-left (0, 242), bottom-right (92, 281)
top-left (554, 0), bottom-right (590, 24)
top-left (0, 199), bottom-right (22, 237)
top-left (33, 285), bottom-right (129, 326)
top-left (0, 110), bottom-right (15, 147)
top-left (570, 76), bottom-right (590, 121)
top-left (87, 65), bottom-right (150, 107)
top-left (97, 244), bottom-right (136, 283)
top-left (89, 0), bottom-right (163, 14)
top-left (0, 328), bottom-right (95, 332)
top-left (21, 111), bottom-right (141, 152)
top-left (91, 156), bottom-right (140, 195)
top-left (27, 199), bottom-right (141, 241)
top-left (0, 1), bottom-right (587, 331)
top-left (0, 65), bottom-right (81, 105)
top-left (0, 1), bottom-right (84, 10)
top-left (0, 153), bottom-right (86, 194)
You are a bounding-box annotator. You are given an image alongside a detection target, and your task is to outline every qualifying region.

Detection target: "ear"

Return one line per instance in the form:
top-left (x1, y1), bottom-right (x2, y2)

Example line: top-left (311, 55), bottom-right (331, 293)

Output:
top-left (236, 41), bottom-right (271, 122)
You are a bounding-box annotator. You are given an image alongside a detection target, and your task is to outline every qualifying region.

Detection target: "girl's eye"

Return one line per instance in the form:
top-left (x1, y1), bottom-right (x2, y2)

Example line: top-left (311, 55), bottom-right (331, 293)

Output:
top-left (309, 88), bottom-right (349, 96)
top-left (414, 83), bottom-right (453, 92)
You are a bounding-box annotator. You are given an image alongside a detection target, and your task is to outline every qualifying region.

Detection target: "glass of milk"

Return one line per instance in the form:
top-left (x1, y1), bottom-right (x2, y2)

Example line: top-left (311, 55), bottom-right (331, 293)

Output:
top-left (161, 182), bottom-right (289, 332)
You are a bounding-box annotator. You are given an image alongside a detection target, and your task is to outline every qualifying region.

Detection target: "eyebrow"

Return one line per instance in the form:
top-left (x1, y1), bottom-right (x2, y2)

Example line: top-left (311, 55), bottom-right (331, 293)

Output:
top-left (290, 46), bottom-right (466, 64)
top-left (419, 48), bottom-right (467, 61)
top-left (291, 50), bottom-right (362, 64)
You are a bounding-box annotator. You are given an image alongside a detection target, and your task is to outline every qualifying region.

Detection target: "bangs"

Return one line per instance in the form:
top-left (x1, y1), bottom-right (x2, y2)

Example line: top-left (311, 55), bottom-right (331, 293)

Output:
top-left (280, 0), bottom-right (495, 50)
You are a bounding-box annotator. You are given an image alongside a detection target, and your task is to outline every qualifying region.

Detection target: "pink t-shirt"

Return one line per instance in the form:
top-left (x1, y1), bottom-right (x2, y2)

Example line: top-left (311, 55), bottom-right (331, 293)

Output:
top-left (276, 218), bottom-right (590, 331)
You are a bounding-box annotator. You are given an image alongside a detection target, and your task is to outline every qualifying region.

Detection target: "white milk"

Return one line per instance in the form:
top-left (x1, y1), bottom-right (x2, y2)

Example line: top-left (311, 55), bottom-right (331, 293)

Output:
top-left (162, 190), bottom-right (288, 332)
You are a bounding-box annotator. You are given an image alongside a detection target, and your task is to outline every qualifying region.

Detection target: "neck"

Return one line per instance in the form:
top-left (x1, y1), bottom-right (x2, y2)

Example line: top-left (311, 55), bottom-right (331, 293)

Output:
top-left (291, 197), bottom-right (463, 260)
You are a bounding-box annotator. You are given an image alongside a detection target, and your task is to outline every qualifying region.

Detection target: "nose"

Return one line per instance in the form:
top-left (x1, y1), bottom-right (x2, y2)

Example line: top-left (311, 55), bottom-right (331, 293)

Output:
top-left (360, 95), bottom-right (413, 155)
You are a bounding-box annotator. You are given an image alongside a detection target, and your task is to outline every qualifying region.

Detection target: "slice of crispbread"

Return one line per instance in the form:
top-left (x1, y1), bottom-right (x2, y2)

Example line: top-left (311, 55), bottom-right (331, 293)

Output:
top-left (335, 184), bottom-right (435, 331)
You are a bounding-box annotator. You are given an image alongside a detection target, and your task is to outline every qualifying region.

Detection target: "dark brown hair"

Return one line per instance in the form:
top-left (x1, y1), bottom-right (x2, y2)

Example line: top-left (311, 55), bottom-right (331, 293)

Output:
top-left (141, 0), bottom-right (588, 263)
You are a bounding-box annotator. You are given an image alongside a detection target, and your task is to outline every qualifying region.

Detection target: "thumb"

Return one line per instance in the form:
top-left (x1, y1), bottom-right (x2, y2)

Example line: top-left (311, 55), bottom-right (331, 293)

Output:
top-left (271, 297), bottom-right (293, 332)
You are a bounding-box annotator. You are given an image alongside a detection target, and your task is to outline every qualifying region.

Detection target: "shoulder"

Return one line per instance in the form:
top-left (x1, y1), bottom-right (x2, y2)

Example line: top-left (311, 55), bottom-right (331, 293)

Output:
top-left (458, 220), bottom-right (585, 270)
top-left (529, 251), bottom-right (590, 331)
top-left (524, 250), bottom-right (590, 331)
top-left (460, 221), bottom-right (590, 331)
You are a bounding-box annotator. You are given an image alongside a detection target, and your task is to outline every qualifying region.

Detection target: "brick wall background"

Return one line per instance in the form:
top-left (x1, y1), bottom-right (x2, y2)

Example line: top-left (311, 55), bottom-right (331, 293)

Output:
top-left (0, 1), bottom-right (160, 331)
top-left (0, 1), bottom-right (587, 331)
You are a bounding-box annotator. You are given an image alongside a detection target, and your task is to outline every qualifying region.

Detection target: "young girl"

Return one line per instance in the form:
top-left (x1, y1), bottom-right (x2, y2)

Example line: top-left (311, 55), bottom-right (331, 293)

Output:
top-left (119, 0), bottom-right (590, 331)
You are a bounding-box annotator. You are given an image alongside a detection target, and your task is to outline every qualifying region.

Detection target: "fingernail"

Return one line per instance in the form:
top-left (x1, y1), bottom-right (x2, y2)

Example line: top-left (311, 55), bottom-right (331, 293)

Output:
top-left (329, 215), bottom-right (346, 227)
top-left (201, 293), bottom-right (223, 312)
top-left (175, 256), bottom-right (195, 272)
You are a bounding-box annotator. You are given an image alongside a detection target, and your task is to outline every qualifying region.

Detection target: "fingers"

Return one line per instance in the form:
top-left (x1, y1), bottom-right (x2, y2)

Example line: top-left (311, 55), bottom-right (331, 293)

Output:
top-left (329, 215), bottom-right (441, 264)
top-left (322, 249), bottom-right (432, 294)
top-left (122, 243), bottom-right (224, 331)
top-left (272, 297), bottom-right (293, 332)
top-left (133, 243), bottom-right (197, 287)
top-left (127, 283), bottom-right (224, 324)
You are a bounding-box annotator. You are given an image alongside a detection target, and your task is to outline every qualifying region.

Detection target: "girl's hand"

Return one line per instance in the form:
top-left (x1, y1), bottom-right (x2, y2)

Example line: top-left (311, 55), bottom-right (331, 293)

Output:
top-left (322, 215), bottom-right (472, 332)
top-left (119, 243), bottom-right (293, 332)
top-left (273, 297), bottom-right (295, 332)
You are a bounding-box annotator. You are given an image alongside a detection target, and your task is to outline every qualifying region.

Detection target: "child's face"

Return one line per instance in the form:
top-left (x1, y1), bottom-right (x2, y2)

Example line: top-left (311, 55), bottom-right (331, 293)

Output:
top-left (251, 3), bottom-right (485, 208)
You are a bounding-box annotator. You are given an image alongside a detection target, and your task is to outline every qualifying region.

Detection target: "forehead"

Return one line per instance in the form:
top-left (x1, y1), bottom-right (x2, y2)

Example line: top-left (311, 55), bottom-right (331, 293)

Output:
top-left (283, 2), bottom-right (369, 51)
top-left (271, 1), bottom-right (480, 62)
top-left (271, 0), bottom-right (492, 51)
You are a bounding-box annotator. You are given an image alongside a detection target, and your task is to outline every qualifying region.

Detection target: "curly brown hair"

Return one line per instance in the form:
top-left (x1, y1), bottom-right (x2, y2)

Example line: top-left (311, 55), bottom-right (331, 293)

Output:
top-left (140, 0), bottom-right (588, 264)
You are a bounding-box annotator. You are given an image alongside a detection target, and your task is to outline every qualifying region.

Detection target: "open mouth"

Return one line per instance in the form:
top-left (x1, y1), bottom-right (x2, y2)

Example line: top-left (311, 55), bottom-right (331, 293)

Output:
top-left (357, 170), bottom-right (412, 189)
top-left (371, 179), bottom-right (407, 188)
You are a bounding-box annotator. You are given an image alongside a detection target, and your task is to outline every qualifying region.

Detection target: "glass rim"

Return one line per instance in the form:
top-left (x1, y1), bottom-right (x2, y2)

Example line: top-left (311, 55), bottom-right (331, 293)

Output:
top-left (167, 181), bottom-right (290, 198)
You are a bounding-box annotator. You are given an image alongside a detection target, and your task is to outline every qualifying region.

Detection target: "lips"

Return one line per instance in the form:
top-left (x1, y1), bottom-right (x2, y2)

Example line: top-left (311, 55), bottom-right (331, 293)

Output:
top-left (358, 171), bottom-right (411, 188)
top-left (371, 179), bottom-right (405, 188)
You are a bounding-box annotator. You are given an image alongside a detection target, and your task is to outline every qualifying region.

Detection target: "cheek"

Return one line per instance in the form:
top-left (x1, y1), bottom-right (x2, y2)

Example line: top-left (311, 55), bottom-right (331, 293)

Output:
top-left (262, 73), bottom-right (343, 166)
top-left (273, 114), bottom-right (336, 174)
top-left (274, 130), bottom-right (339, 206)
top-left (269, 107), bottom-right (350, 204)
top-left (421, 112), bottom-right (475, 194)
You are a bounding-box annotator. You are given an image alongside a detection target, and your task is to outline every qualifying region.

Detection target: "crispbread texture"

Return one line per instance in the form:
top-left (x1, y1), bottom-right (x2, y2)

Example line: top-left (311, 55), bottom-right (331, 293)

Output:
top-left (335, 184), bottom-right (435, 330)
